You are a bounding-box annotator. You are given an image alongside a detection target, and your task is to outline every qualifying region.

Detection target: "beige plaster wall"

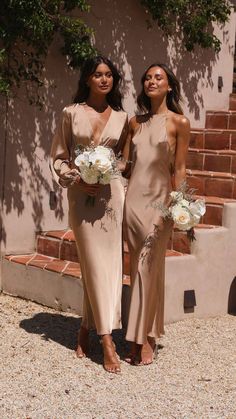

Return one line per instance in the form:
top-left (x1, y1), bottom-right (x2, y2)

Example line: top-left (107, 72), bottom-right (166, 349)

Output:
top-left (0, 1), bottom-right (235, 257)
top-left (84, 0), bottom-right (236, 126)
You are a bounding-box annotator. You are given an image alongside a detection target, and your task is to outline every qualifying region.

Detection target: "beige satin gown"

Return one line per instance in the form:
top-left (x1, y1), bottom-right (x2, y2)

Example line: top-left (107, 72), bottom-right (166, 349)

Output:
top-left (51, 104), bottom-right (128, 335)
top-left (125, 113), bottom-right (175, 344)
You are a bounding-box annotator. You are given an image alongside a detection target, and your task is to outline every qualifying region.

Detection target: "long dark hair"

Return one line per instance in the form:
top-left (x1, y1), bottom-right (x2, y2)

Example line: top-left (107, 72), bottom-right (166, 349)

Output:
top-left (73, 56), bottom-right (123, 111)
top-left (137, 63), bottom-right (183, 115)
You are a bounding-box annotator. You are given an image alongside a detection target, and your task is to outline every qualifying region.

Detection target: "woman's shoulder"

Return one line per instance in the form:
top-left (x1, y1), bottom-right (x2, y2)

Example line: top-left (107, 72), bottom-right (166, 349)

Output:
top-left (168, 111), bottom-right (190, 129)
top-left (61, 103), bottom-right (80, 115)
top-left (129, 113), bottom-right (149, 127)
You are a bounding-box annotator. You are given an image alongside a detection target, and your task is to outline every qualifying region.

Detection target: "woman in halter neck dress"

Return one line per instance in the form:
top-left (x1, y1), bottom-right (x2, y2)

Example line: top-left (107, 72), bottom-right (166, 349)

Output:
top-left (123, 63), bottom-right (190, 365)
top-left (50, 56), bottom-right (128, 373)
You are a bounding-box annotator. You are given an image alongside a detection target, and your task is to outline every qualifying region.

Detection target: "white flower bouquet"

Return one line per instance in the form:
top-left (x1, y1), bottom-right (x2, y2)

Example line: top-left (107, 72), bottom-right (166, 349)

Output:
top-left (74, 144), bottom-right (118, 205)
top-left (155, 182), bottom-right (206, 240)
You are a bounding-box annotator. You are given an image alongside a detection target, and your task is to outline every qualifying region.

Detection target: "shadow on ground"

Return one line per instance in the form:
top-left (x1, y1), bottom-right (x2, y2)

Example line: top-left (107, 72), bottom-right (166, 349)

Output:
top-left (19, 312), bottom-right (129, 366)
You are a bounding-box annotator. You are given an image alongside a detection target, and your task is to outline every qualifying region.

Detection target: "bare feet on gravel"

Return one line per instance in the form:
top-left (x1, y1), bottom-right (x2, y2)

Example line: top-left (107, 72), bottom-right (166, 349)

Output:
top-left (101, 334), bottom-right (121, 373)
top-left (76, 326), bottom-right (89, 358)
top-left (135, 337), bottom-right (156, 366)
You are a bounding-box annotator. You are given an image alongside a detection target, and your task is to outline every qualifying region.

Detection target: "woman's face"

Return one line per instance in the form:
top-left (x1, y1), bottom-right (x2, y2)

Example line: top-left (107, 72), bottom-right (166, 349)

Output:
top-left (143, 66), bottom-right (170, 99)
top-left (87, 63), bottom-right (113, 96)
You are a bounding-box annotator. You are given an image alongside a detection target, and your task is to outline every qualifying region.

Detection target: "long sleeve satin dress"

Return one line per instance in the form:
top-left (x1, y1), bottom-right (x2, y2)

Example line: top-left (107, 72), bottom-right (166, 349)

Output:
top-left (50, 104), bottom-right (128, 335)
top-left (124, 113), bottom-right (175, 344)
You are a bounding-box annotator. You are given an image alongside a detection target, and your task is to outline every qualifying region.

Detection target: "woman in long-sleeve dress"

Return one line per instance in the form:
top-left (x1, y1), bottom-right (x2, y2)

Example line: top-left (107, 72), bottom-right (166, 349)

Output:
top-left (50, 56), bottom-right (128, 373)
top-left (123, 63), bottom-right (190, 365)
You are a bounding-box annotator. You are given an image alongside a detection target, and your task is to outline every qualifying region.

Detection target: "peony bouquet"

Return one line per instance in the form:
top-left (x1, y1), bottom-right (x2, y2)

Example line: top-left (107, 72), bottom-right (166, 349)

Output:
top-left (74, 144), bottom-right (118, 205)
top-left (156, 183), bottom-right (206, 240)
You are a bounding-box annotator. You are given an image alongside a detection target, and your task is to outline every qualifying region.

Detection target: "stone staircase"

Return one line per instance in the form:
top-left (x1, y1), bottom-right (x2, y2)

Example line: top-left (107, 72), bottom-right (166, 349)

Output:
top-left (2, 100), bottom-right (236, 323)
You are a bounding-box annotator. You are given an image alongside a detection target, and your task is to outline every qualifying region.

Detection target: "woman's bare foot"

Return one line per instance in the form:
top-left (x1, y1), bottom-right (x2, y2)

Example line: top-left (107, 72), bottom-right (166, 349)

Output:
top-left (76, 326), bottom-right (89, 358)
top-left (124, 342), bottom-right (138, 364)
top-left (135, 337), bottom-right (156, 366)
top-left (101, 334), bottom-right (121, 373)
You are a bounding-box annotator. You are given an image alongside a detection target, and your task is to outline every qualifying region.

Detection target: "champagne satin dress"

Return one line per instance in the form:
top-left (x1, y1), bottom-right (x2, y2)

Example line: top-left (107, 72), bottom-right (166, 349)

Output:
top-left (125, 113), bottom-right (175, 344)
top-left (51, 104), bottom-right (128, 335)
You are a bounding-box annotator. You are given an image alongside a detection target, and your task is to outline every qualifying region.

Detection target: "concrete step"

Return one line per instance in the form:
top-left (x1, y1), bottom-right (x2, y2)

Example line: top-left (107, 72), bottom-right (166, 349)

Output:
top-left (187, 148), bottom-right (236, 174)
top-left (187, 169), bottom-right (236, 199)
top-left (190, 128), bottom-right (236, 151)
top-left (205, 110), bottom-right (236, 130)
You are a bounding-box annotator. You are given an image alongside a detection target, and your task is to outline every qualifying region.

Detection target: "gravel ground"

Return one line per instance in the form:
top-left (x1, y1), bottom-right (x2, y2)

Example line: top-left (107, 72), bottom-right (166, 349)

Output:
top-left (0, 293), bottom-right (236, 419)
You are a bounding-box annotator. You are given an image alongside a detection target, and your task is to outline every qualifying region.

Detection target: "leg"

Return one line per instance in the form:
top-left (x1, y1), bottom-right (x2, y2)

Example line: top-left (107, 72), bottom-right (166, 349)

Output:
top-left (101, 334), bottom-right (121, 373)
top-left (135, 336), bottom-right (156, 366)
top-left (124, 342), bottom-right (139, 364)
top-left (76, 326), bottom-right (89, 358)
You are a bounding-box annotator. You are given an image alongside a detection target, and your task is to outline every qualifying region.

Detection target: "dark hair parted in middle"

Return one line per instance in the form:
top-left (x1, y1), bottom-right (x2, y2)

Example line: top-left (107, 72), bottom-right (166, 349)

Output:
top-left (137, 63), bottom-right (183, 115)
top-left (73, 56), bottom-right (123, 111)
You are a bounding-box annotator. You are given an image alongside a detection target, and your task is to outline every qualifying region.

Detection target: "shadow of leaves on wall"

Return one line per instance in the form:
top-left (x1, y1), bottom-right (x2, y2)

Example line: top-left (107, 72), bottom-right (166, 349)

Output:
top-left (88, 0), bottom-right (219, 120)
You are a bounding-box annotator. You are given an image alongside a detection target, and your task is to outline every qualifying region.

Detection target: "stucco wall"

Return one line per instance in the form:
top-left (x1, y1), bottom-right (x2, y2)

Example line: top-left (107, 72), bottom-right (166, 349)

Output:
top-left (0, 0), bottom-right (235, 257)
top-left (84, 0), bottom-right (236, 125)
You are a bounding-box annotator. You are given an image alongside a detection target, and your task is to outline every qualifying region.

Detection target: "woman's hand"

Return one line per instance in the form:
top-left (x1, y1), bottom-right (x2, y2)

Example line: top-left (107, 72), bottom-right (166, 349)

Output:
top-left (59, 168), bottom-right (80, 188)
top-left (76, 178), bottom-right (100, 196)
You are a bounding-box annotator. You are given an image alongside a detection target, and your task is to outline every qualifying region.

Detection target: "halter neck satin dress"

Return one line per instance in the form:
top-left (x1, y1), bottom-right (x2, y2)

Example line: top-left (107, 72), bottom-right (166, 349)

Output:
top-left (51, 104), bottom-right (128, 335)
top-left (125, 113), bottom-right (176, 344)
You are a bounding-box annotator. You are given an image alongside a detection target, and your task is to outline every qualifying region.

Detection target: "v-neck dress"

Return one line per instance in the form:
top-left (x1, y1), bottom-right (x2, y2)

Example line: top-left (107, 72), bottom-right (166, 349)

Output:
top-left (124, 114), bottom-right (175, 344)
top-left (51, 104), bottom-right (128, 334)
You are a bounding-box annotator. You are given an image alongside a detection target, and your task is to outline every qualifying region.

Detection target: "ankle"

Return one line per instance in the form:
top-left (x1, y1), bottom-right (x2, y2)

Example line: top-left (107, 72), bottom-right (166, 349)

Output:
top-left (101, 334), bottom-right (113, 345)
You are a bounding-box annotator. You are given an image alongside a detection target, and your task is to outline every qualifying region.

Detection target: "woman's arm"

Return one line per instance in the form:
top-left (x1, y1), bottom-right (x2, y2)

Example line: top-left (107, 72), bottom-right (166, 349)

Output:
top-left (120, 116), bottom-right (137, 178)
top-left (50, 107), bottom-right (80, 187)
top-left (173, 115), bottom-right (190, 190)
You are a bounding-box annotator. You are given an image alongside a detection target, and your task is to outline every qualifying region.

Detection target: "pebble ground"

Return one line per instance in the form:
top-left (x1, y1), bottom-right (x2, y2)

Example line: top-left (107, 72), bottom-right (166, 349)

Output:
top-left (0, 293), bottom-right (236, 419)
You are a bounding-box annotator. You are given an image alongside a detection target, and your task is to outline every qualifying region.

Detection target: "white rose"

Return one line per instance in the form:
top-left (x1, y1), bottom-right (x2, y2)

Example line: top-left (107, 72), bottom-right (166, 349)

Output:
top-left (171, 205), bottom-right (193, 231)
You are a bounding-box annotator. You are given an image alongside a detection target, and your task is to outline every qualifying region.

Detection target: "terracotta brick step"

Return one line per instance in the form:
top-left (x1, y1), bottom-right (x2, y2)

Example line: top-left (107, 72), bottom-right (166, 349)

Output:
top-left (187, 169), bottom-right (236, 199)
top-left (187, 148), bottom-right (236, 174)
top-left (166, 224), bottom-right (219, 254)
top-left (5, 253), bottom-right (82, 278)
top-left (205, 110), bottom-right (236, 130)
top-left (37, 229), bottom-right (192, 264)
top-left (193, 195), bottom-right (236, 225)
top-left (229, 93), bottom-right (236, 111)
top-left (5, 249), bottom-right (185, 286)
top-left (190, 128), bottom-right (236, 151)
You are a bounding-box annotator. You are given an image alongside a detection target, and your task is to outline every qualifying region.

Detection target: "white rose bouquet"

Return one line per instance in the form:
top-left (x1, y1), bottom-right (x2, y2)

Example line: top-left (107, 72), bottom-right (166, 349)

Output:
top-left (155, 182), bottom-right (206, 240)
top-left (74, 144), bottom-right (118, 205)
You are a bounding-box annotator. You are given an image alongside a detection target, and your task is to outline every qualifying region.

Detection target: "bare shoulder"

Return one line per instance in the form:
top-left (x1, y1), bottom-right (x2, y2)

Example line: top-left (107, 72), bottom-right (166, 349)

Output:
top-left (169, 112), bottom-right (190, 130)
top-left (129, 114), bottom-right (148, 131)
top-left (129, 115), bottom-right (139, 133)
